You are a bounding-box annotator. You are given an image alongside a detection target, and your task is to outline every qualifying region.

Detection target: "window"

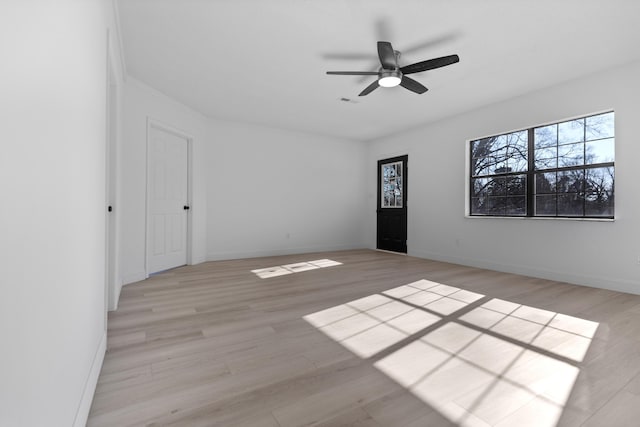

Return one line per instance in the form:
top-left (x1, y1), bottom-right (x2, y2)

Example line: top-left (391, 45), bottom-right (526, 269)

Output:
top-left (382, 161), bottom-right (403, 208)
top-left (470, 112), bottom-right (614, 218)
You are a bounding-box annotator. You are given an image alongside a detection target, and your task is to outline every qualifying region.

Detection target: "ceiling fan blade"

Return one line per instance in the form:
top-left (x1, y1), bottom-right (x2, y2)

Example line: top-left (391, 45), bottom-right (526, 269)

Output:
top-left (374, 18), bottom-right (393, 42)
top-left (326, 71), bottom-right (380, 75)
top-left (400, 76), bottom-right (428, 94)
top-left (400, 54), bottom-right (460, 75)
top-left (401, 33), bottom-right (460, 56)
top-left (377, 41), bottom-right (397, 69)
top-left (356, 67), bottom-right (381, 83)
top-left (359, 80), bottom-right (379, 96)
top-left (322, 53), bottom-right (378, 60)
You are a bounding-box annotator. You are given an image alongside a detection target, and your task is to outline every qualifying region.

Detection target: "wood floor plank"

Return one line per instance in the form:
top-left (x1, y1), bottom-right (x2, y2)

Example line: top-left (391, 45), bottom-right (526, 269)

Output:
top-left (271, 370), bottom-right (401, 427)
top-left (88, 249), bottom-right (640, 426)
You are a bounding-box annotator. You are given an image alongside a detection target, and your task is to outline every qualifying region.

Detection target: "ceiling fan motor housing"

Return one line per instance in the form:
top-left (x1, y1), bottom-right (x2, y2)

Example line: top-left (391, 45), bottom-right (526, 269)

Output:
top-left (378, 69), bottom-right (402, 87)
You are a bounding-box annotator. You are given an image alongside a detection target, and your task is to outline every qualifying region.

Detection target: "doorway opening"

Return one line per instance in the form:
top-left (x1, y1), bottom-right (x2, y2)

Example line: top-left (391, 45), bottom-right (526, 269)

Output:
top-left (377, 155), bottom-right (408, 253)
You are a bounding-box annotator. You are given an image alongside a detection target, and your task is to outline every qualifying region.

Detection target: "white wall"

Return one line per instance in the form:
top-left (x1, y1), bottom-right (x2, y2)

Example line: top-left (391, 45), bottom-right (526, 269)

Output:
top-left (205, 121), bottom-right (368, 260)
top-left (0, 1), bottom-right (122, 426)
top-left (120, 77), bottom-right (208, 284)
top-left (120, 78), bottom-right (367, 274)
top-left (367, 60), bottom-right (640, 294)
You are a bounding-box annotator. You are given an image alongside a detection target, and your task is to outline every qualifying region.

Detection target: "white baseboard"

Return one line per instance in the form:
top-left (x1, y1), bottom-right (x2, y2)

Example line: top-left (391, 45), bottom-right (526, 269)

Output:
top-left (410, 249), bottom-right (640, 296)
top-left (190, 256), bottom-right (207, 265)
top-left (109, 278), bottom-right (123, 311)
top-left (122, 270), bottom-right (147, 286)
top-left (375, 249), bottom-right (408, 256)
top-left (207, 244), bottom-right (364, 262)
top-left (72, 332), bottom-right (106, 427)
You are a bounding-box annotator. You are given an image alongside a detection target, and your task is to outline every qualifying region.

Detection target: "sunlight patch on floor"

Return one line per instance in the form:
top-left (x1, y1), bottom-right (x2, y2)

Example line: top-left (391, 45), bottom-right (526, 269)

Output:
top-left (303, 279), bottom-right (599, 426)
top-left (251, 259), bottom-right (342, 279)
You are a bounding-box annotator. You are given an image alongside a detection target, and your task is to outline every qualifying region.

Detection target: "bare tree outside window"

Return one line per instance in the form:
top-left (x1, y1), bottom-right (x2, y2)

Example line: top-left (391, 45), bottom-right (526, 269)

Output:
top-left (470, 112), bottom-right (614, 218)
top-left (471, 130), bottom-right (528, 216)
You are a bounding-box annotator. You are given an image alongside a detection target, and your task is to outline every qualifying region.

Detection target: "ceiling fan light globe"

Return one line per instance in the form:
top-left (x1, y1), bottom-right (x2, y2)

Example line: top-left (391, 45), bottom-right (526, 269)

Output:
top-left (379, 75), bottom-right (401, 87)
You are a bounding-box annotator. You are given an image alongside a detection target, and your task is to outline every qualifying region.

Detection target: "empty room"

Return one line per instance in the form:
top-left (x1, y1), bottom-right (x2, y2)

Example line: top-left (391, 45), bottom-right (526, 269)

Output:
top-left (2, 0), bottom-right (640, 426)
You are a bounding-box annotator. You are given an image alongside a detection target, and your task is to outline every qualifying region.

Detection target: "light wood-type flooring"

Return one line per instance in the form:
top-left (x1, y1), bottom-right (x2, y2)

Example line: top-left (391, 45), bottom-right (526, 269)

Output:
top-left (88, 250), bottom-right (640, 426)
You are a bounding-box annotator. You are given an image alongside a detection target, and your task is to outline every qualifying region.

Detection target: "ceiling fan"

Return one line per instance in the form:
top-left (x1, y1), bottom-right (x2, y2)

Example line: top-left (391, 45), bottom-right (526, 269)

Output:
top-left (326, 41), bottom-right (459, 96)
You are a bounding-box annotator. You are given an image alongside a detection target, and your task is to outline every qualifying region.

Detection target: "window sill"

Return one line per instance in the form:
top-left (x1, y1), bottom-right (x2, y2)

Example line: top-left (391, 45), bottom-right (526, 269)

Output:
top-left (465, 215), bottom-right (614, 222)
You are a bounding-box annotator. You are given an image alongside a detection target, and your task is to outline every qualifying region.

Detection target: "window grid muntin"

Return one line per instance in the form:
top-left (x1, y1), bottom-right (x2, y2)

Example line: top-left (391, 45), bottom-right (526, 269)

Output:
top-left (381, 161), bottom-right (403, 208)
top-left (470, 112), bottom-right (614, 219)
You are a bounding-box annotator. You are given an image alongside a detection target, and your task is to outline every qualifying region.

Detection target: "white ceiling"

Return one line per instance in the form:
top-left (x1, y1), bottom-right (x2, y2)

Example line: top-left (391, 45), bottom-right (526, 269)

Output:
top-left (117, 0), bottom-right (640, 141)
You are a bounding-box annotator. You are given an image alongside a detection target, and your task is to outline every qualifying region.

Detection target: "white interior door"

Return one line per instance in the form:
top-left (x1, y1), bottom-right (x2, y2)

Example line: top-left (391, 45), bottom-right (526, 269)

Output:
top-left (147, 124), bottom-right (189, 274)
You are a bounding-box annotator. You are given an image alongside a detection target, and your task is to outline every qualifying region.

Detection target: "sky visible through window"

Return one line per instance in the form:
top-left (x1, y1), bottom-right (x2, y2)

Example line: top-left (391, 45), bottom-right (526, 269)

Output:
top-left (470, 111), bottom-right (614, 217)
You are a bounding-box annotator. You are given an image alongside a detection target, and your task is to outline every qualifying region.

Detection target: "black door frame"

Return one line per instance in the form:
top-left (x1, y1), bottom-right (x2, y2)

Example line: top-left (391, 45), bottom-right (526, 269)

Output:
top-left (376, 155), bottom-right (408, 253)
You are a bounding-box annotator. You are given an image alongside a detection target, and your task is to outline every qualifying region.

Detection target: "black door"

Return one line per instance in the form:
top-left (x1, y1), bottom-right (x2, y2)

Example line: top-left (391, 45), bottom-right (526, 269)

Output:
top-left (377, 155), bottom-right (408, 253)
